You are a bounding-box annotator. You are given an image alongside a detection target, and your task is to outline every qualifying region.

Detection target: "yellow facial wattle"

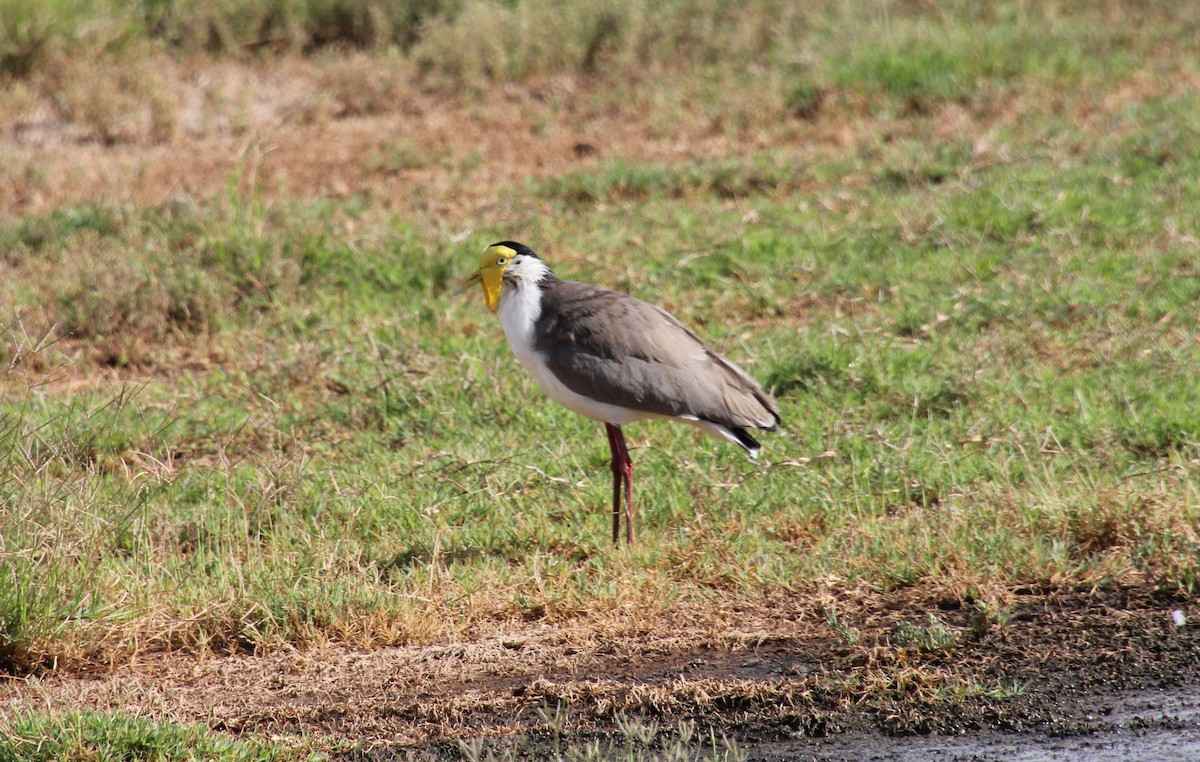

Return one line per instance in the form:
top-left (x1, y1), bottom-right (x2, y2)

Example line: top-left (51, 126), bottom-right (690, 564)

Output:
top-left (481, 267), bottom-right (503, 311)
top-left (477, 244), bottom-right (516, 312)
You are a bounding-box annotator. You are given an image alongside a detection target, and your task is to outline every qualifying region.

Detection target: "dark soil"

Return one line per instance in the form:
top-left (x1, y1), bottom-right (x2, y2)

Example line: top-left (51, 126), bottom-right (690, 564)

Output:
top-left (2, 585), bottom-right (1198, 760)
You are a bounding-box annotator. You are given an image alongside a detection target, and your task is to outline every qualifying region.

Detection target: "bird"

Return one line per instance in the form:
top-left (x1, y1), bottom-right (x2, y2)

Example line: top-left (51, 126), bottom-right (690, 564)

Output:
top-left (466, 241), bottom-right (780, 544)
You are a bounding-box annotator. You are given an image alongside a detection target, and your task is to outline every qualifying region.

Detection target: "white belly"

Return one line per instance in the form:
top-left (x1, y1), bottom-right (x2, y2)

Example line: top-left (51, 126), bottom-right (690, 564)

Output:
top-left (515, 343), bottom-right (652, 425)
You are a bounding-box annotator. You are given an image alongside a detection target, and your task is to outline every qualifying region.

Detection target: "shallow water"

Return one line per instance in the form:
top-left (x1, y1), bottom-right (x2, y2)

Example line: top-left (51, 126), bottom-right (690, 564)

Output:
top-left (747, 685), bottom-right (1200, 762)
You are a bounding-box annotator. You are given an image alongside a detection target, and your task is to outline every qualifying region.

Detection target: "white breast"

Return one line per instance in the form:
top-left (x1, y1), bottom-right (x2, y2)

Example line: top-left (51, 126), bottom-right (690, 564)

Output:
top-left (497, 281), bottom-right (652, 426)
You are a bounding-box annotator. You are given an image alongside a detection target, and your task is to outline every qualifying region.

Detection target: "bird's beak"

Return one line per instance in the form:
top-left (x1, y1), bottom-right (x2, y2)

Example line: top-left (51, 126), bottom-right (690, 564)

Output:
top-left (455, 270), bottom-right (482, 296)
top-left (480, 267), bottom-right (504, 312)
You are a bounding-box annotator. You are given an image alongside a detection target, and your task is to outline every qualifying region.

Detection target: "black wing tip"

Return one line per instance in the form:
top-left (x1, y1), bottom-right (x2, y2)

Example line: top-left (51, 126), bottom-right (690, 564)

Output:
top-left (757, 407), bottom-right (782, 432)
top-left (728, 426), bottom-right (762, 454)
top-left (763, 396), bottom-right (782, 430)
top-left (699, 416), bottom-right (779, 455)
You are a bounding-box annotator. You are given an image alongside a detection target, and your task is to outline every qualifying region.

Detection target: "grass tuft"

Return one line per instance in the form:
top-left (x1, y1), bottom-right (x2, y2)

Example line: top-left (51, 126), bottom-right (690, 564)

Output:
top-left (0, 711), bottom-right (297, 761)
top-left (894, 615), bottom-right (962, 654)
top-left (535, 156), bottom-right (802, 205)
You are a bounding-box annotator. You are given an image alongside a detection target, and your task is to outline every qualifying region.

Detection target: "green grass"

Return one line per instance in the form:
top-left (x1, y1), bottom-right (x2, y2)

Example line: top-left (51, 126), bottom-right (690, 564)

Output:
top-left (4, 1), bottom-right (1197, 145)
top-left (3, 0), bottom-right (1197, 90)
top-left (0, 711), bottom-right (299, 761)
top-left (534, 156), bottom-right (805, 205)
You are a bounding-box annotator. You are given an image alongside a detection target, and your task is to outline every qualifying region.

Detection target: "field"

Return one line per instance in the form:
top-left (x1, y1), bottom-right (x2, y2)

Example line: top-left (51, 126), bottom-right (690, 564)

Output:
top-left (1, 1), bottom-right (1199, 759)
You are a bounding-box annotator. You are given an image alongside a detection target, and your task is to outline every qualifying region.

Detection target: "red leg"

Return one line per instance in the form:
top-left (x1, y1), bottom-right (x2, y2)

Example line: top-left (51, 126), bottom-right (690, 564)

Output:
top-left (606, 423), bottom-right (636, 545)
top-left (605, 423), bottom-right (622, 544)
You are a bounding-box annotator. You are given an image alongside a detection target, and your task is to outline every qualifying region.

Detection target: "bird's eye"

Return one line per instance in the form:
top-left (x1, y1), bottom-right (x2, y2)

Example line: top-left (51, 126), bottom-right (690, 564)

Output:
top-left (497, 257), bottom-right (508, 265)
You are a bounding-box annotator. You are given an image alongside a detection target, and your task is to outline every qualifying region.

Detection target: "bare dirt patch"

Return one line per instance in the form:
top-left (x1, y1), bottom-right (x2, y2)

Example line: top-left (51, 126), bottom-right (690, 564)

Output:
top-left (3, 585), bottom-right (1197, 759)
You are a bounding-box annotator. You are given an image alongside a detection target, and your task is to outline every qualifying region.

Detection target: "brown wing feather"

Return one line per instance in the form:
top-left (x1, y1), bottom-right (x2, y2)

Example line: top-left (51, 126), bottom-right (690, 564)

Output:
top-left (533, 278), bottom-right (780, 430)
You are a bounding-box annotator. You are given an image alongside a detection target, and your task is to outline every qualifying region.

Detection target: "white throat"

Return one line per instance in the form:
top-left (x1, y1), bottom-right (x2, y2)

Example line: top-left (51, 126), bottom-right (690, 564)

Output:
top-left (496, 277), bottom-right (543, 353)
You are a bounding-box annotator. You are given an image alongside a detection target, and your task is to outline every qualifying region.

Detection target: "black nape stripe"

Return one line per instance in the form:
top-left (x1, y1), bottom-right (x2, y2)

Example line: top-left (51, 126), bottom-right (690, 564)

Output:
top-left (489, 241), bottom-right (541, 260)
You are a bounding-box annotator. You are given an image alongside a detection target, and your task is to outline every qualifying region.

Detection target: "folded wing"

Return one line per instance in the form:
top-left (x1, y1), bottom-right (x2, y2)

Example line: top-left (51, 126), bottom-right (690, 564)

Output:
top-left (533, 279), bottom-right (780, 434)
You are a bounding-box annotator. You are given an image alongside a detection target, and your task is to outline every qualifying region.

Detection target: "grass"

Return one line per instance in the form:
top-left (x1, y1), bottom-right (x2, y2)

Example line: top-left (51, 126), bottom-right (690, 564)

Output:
top-left (2, 80), bottom-right (1198, 672)
top-left (2, 1), bottom-right (1198, 115)
top-left (453, 715), bottom-right (747, 762)
top-left (0, 0), bottom-right (1198, 756)
top-left (2, 0), bottom-right (1195, 83)
top-left (0, 711), bottom-right (300, 761)
top-left (534, 155), bottom-right (806, 204)
top-left (3, 1), bottom-right (1197, 143)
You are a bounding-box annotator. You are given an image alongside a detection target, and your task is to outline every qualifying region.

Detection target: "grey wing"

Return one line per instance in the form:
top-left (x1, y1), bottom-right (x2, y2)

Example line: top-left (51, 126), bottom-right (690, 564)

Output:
top-left (533, 280), bottom-right (780, 430)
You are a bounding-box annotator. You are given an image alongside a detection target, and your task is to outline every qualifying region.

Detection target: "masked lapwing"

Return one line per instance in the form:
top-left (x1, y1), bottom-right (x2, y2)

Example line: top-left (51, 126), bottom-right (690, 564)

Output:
top-left (468, 241), bottom-right (780, 544)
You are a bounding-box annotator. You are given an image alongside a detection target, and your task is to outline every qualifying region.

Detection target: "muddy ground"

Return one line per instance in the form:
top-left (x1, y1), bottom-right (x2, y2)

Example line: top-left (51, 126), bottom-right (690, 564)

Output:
top-left (4, 584), bottom-right (1197, 760)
